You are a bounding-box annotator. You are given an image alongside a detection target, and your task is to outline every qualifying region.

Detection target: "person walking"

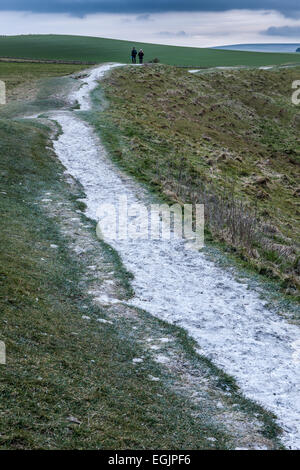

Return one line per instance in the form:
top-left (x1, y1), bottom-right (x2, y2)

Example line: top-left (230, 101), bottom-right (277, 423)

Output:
top-left (131, 47), bottom-right (137, 63)
top-left (138, 49), bottom-right (144, 64)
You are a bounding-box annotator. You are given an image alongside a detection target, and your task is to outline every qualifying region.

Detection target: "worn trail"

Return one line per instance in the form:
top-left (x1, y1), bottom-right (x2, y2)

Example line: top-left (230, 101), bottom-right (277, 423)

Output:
top-left (46, 64), bottom-right (299, 449)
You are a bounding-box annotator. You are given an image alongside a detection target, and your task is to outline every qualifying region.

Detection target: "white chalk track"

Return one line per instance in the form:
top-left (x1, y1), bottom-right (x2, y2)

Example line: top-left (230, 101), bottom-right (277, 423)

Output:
top-left (46, 64), bottom-right (299, 449)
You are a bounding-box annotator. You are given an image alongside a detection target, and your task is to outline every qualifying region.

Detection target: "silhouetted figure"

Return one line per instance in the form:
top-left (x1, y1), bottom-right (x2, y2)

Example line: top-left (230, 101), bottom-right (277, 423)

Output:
top-left (131, 47), bottom-right (137, 63)
top-left (138, 49), bottom-right (144, 64)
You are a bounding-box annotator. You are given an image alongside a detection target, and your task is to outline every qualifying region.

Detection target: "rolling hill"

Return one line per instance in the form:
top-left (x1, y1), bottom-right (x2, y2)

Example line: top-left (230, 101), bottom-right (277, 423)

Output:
top-left (1, 35), bottom-right (300, 67)
top-left (214, 43), bottom-right (300, 53)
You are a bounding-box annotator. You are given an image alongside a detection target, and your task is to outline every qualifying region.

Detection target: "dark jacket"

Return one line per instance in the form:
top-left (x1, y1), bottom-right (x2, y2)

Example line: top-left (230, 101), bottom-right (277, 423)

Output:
top-left (131, 49), bottom-right (137, 57)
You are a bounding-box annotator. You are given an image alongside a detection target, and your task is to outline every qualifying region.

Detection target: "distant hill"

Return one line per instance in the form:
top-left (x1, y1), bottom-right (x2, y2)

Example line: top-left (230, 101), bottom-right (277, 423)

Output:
top-left (0, 35), bottom-right (300, 67)
top-left (214, 43), bottom-right (300, 53)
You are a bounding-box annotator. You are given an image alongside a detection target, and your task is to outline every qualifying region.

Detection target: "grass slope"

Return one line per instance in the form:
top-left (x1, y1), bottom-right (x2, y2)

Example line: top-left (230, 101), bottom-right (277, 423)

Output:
top-left (1, 35), bottom-right (300, 67)
top-left (95, 65), bottom-right (300, 293)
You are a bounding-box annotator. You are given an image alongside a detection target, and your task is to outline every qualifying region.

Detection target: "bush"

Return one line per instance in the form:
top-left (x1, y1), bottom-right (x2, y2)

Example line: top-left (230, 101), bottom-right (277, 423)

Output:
top-left (147, 58), bottom-right (160, 64)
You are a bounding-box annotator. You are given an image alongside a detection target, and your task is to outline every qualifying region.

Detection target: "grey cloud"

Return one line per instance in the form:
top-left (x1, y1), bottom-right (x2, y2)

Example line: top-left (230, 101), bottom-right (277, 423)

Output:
top-left (136, 14), bottom-right (152, 21)
top-left (158, 31), bottom-right (189, 37)
top-left (263, 25), bottom-right (300, 37)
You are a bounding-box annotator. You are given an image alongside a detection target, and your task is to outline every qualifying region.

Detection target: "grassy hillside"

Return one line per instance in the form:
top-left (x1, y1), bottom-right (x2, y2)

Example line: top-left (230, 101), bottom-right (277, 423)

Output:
top-left (1, 35), bottom-right (300, 67)
top-left (0, 64), bottom-right (281, 449)
top-left (95, 65), bottom-right (300, 293)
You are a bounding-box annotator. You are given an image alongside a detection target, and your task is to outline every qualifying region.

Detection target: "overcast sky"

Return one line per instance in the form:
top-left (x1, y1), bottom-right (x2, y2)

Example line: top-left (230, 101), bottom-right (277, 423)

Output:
top-left (0, 1), bottom-right (300, 46)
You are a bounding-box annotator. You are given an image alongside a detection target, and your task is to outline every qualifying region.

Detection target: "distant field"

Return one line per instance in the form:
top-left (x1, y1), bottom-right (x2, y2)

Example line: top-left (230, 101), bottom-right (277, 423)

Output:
top-left (214, 43), bottom-right (300, 53)
top-left (1, 35), bottom-right (300, 67)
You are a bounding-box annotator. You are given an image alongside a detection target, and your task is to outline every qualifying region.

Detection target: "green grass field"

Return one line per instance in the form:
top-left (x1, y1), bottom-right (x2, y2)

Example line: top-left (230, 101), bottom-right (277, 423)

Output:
top-left (1, 34), bottom-right (300, 67)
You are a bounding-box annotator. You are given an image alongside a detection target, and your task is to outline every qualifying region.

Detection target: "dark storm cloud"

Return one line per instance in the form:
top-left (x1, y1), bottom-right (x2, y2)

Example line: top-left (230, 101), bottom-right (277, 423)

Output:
top-left (263, 25), bottom-right (300, 36)
top-left (1, 1), bottom-right (300, 17)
